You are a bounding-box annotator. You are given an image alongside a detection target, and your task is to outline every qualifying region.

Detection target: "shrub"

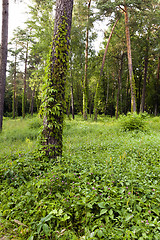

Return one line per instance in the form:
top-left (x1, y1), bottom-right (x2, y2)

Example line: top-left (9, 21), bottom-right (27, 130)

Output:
top-left (119, 112), bottom-right (148, 131)
top-left (28, 117), bottom-right (42, 129)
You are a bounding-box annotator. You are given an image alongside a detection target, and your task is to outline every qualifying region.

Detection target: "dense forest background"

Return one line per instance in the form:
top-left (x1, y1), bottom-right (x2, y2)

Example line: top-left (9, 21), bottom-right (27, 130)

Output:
top-left (3, 0), bottom-right (160, 119)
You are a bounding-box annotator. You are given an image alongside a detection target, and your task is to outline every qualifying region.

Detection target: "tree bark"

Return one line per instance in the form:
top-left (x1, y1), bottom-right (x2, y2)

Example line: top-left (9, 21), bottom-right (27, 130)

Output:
top-left (22, 41), bottom-right (28, 119)
top-left (154, 56), bottom-right (160, 116)
top-left (116, 53), bottom-right (124, 119)
top-left (83, 0), bottom-right (91, 120)
top-left (31, 87), bottom-right (35, 116)
top-left (124, 4), bottom-right (136, 113)
top-left (0, 0), bottom-right (9, 130)
top-left (140, 40), bottom-right (149, 113)
top-left (42, 0), bottom-right (73, 158)
top-left (71, 83), bottom-right (74, 119)
top-left (13, 47), bottom-right (17, 119)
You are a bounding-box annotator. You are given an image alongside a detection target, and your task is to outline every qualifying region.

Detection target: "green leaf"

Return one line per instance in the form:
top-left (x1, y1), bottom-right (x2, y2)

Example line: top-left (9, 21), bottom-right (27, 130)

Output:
top-left (98, 202), bottom-right (106, 208)
top-left (43, 223), bottom-right (50, 235)
top-left (119, 188), bottom-right (125, 194)
top-left (37, 224), bottom-right (42, 234)
top-left (87, 203), bottom-right (93, 208)
top-left (49, 209), bottom-right (57, 215)
top-left (28, 236), bottom-right (34, 240)
top-left (57, 209), bottom-right (63, 216)
top-left (100, 209), bottom-right (107, 215)
top-left (41, 214), bottom-right (53, 223)
top-left (97, 230), bottom-right (104, 238)
top-left (142, 233), bottom-right (148, 238)
top-left (55, 193), bottom-right (61, 198)
top-left (61, 214), bottom-right (70, 221)
top-left (125, 214), bottom-right (134, 221)
top-left (109, 209), bottom-right (113, 215)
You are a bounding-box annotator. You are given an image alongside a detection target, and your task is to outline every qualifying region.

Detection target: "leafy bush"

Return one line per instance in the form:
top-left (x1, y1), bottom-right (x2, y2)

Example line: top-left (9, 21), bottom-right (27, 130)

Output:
top-left (119, 112), bottom-right (148, 131)
top-left (28, 117), bottom-right (42, 129)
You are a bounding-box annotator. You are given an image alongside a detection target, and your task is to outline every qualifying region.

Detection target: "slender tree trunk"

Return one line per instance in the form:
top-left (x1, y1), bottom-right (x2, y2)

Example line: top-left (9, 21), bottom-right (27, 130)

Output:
top-left (116, 53), bottom-right (124, 119)
top-left (31, 87), bottom-right (35, 116)
top-left (94, 18), bottom-right (119, 121)
top-left (71, 83), bottom-right (74, 119)
top-left (104, 80), bottom-right (109, 115)
top-left (124, 4), bottom-right (136, 113)
top-left (100, 18), bottom-right (119, 77)
top-left (13, 50), bottom-right (17, 119)
top-left (0, 0), bottom-right (9, 131)
top-left (154, 56), bottom-right (160, 116)
top-left (140, 40), bottom-right (149, 113)
top-left (42, 0), bottom-right (73, 158)
top-left (125, 76), bottom-right (129, 114)
top-left (22, 41), bottom-right (28, 119)
top-left (83, 0), bottom-right (91, 120)
top-left (69, 61), bottom-right (74, 120)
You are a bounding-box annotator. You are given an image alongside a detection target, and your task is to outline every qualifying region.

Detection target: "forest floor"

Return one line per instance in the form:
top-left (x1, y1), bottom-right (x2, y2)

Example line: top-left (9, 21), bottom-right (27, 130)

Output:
top-left (0, 114), bottom-right (160, 239)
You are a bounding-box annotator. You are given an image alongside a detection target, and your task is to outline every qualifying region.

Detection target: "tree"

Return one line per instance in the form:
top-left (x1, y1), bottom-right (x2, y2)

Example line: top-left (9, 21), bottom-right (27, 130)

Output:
top-left (26, 0), bottom-right (55, 115)
top-left (41, 0), bottom-right (73, 158)
top-left (8, 42), bottom-right (20, 118)
top-left (94, 18), bottom-right (119, 120)
top-left (83, 0), bottom-right (91, 120)
top-left (0, 0), bottom-right (9, 130)
top-left (123, 2), bottom-right (136, 113)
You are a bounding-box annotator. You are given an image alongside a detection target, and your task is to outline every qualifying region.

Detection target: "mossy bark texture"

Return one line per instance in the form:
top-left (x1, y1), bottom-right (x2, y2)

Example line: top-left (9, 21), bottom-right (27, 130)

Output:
top-left (42, 0), bottom-right (73, 158)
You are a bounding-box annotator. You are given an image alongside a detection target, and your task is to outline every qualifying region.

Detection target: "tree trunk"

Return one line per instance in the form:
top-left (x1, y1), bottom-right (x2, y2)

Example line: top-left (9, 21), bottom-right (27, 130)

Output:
top-left (154, 56), bottom-right (160, 116)
top-left (83, 0), bottom-right (91, 120)
top-left (31, 87), bottom-right (35, 116)
top-left (0, 0), bottom-right (9, 131)
top-left (116, 53), bottom-right (124, 119)
top-left (22, 41), bottom-right (28, 119)
top-left (100, 18), bottom-right (119, 77)
top-left (42, 0), bottom-right (73, 159)
top-left (140, 40), bottom-right (149, 113)
top-left (71, 83), bottom-right (74, 119)
top-left (104, 80), bottom-right (109, 115)
top-left (94, 18), bottom-right (119, 121)
top-left (13, 49), bottom-right (17, 119)
top-left (124, 4), bottom-right (136, 113)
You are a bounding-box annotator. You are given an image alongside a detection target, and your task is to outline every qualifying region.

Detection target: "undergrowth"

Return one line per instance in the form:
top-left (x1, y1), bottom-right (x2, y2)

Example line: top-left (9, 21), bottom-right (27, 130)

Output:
top-left (0, 115), bottom-right (160, 239)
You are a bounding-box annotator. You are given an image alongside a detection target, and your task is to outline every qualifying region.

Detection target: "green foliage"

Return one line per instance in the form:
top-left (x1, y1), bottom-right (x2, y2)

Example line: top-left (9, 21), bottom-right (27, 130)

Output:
top-left (40, 15), bottom-right (71, 158)
top-left (1, 115), bottom-right (160, 239)
top-left (28, 116), bottom-right (42, 129)
top-left (119, 112), bottom-right (149, 131)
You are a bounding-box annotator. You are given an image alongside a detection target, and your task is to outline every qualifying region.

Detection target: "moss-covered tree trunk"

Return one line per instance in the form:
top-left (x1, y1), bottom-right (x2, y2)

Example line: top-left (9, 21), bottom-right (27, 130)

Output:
top-left (42, 0), bottom-right (73, 158)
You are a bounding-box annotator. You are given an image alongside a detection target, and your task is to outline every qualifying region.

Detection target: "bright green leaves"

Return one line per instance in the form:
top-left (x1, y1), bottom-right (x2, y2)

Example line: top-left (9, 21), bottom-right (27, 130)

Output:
top-left (40, 14), bottom-right (71, 158)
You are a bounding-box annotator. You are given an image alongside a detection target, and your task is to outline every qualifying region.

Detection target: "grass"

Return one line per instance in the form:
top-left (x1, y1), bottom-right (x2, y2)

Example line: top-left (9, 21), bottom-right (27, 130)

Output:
top-left (0, 114), bottom-right (160, 239)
